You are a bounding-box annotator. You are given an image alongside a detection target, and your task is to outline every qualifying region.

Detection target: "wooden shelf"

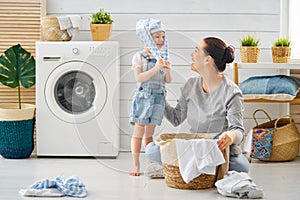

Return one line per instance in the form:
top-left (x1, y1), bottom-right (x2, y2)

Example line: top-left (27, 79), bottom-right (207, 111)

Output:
top-left (232, 62), bottom-right (300, 103)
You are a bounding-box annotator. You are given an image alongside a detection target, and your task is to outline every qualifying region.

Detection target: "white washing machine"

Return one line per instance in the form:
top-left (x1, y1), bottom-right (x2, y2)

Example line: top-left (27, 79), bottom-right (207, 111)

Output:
top-left (36, 41), bottom-right (119, 157)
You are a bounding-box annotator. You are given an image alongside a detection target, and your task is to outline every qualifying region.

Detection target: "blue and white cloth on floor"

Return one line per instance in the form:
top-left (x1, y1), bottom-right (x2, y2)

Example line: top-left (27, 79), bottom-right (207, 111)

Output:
top-left (19, 176), bottom-right (87, 198)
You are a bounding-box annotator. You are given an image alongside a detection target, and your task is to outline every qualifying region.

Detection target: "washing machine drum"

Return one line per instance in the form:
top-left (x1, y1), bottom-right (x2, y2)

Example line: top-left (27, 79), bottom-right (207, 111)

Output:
top-left (45, 61), bottom-right (107, 123)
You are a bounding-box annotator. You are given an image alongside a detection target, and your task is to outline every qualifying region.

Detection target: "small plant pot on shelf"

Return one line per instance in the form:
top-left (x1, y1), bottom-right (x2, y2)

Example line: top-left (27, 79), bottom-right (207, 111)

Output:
top-left (240, 46), bottom-right (260, 63)
top-left (90, 24), bottom-right (112, 41)
top-left (0, 103), bottom-right (35, 159)
top-left (272, 47), bottom-right (291, 63)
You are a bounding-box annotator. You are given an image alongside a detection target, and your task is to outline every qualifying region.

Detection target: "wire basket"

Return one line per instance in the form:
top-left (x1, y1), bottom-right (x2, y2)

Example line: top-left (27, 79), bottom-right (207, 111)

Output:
top-left (41, 16), bottom-right (72, 41)
top-left (156, 133), bottom-right (229, 190)
top-left (272, 47), bottom-right (291, 63)
top-left (240, 46), bottom-right (260, 63)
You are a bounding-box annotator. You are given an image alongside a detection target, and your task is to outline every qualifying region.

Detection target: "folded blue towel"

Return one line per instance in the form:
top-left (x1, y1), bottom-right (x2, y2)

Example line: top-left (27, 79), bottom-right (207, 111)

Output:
top-left (19, 176), bottom-right (87, 198)
top-left (239, 75), bottom-right (300, 96)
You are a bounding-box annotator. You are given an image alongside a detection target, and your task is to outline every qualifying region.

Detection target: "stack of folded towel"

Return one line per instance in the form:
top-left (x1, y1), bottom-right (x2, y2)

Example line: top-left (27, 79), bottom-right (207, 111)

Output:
top-left (57, 15), bottom-right (82, 37)
top-left (19, 176), bottom-right (87, 198)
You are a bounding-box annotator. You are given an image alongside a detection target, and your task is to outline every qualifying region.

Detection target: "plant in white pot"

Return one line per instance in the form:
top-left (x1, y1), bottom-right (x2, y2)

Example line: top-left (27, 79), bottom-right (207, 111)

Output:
top-left (90, 8), bottom-right (114, 41)
top-left (0, 44), bottom-right (36, 159)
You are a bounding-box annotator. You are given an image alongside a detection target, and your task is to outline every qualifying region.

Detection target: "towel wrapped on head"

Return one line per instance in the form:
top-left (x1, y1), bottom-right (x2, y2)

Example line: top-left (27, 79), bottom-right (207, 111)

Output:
top-left (136, 18), bottom-right (169, 62)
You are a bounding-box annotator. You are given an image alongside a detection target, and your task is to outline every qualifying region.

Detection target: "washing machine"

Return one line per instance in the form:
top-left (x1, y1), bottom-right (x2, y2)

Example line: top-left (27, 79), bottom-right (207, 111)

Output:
top-left (36, 41), bottom-right (119, 157)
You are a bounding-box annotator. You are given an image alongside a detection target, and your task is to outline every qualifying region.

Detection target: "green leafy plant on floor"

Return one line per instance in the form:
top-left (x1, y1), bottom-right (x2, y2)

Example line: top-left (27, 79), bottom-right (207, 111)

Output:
top-left (273, 37), bottom-right (291, 47)
top-left (0, 44), bottom-right (35, 109)
top-left (241, 35), bottom-right (260, 46)
top-left (91, 8), bottom-right (114, 24)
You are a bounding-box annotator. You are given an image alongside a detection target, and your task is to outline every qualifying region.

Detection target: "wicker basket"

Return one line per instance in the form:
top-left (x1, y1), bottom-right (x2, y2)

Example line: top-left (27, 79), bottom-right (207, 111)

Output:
top-left (240, 46), bottom-right (260, 63)
top-left (272, 47), bottom-right (291, 63)
top-left (41, 16), bottom-right (72, 41)
top-left (252, 109), bottom-right (300, 162)
top-left (156, 133), bottom-right (229, 190)
top-left (0, 103), bottom-right (35, 159)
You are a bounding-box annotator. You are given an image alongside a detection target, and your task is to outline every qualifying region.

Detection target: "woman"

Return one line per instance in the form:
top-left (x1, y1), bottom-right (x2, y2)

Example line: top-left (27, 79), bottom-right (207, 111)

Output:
top-left (145, 37), bottom-right (250, 178)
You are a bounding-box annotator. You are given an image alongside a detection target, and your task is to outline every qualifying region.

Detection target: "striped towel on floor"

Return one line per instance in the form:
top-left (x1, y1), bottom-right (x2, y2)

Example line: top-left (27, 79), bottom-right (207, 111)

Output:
top-left (19, 176), bottom-right (87, 198)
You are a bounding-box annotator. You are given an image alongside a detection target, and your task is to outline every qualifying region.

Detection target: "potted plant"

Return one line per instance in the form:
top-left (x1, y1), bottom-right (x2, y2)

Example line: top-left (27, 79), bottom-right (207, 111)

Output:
top-left (240, 35), bottom-right (260, 63)
top-left (272, 37), bottom-right (292, 63)
top-left (90, 8), bottom-right (114, 41)
top-left (0, 44), bottom-right (36, 159)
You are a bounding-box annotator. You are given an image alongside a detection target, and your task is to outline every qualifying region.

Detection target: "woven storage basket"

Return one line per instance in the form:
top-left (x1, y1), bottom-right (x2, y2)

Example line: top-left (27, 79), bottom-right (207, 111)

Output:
top-left (41, 16), bottom-right (72, 41)
top-left (240, 46), bottom-right (260, 63)
top-left (252, 109), bottom-right (300, 161)
top-left (272, 47), bottom-right (291, 63)
top-left (156, 133), bottom-right (229, 190)
top-left (0, 103), bottom-right (35, 159)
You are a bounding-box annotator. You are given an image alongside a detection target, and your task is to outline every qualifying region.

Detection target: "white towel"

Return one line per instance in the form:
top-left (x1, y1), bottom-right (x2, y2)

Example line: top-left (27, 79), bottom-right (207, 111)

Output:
top-left (19, 188), bottom-right (63, 197)
top-left (68, 15), bottom-right (82, 28)
top-left (56, 15), bottom-right (81, 37)
top-left (215, 171), bottom-right (264, 199)
top-left (57, 16), bottom-right (73, 30)
top-left (175, 139), bottom-right (225, 183)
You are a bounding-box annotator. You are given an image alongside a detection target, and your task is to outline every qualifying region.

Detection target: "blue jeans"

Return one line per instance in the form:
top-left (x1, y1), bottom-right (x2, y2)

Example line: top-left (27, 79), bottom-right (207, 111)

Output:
top-left (145, 141), bottom-right (250, 173)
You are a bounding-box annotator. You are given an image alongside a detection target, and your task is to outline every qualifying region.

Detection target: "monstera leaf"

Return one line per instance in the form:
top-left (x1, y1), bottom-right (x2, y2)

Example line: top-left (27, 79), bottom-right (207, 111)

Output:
top-left (0, 44), bottom-right (35, 109)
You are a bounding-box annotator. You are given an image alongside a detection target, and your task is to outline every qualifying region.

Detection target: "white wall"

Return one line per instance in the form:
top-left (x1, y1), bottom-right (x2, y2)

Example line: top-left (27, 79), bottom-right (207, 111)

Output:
top-left (46, 0), bottom-right (281, 151)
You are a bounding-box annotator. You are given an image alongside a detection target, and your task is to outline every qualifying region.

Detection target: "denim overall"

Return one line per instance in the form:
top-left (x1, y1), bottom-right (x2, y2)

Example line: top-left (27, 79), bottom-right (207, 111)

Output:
top-left (129, 52), bottom-right (166, 125)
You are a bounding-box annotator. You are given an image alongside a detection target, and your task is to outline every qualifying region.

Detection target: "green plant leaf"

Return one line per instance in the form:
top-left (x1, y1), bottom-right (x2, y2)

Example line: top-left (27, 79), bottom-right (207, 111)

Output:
top-left (273, 37), bottom-right (291, 47)
top-left (0, 44), bottom-right (35, 108)
top-left (0, 44), bottom-right (35, 88)
top-left (240, 35), bottom-right (260, 46)
top-left (91, 8), bottom-right (114, 24)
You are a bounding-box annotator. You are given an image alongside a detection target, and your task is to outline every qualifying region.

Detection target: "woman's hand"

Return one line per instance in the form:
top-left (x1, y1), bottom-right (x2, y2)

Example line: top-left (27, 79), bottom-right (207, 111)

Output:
top-left (217, 131), bottom-right (237, 150)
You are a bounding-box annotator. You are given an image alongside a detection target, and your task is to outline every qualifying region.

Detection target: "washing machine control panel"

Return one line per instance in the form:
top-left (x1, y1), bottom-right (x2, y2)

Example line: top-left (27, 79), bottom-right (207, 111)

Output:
top-left (89, 46), bottom-right (112, 57)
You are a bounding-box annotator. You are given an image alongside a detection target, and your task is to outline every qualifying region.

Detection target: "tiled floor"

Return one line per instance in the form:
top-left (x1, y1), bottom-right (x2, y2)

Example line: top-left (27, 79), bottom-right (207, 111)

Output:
top-left (1, 153), bottom-right (300, 200)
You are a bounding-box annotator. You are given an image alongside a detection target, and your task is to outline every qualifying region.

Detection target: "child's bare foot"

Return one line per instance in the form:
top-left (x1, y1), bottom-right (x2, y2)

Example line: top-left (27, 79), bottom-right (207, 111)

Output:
top-left (129, 171), bottom-right (140, 176)
top-left (129, 162), bottom-right (140, 176)
top-left (129, 165), bottom-right (140, 176)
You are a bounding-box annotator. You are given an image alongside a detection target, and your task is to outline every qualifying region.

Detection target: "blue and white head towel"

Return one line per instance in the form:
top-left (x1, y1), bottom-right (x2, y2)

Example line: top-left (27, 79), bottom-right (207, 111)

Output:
top-left (136, 18), bottom-right (169, 62)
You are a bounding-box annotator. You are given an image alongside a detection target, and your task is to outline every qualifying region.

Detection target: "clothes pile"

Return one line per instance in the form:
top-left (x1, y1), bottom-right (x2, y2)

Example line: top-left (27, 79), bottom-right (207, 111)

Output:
top-left (19, 176), bottom-right (87, 198)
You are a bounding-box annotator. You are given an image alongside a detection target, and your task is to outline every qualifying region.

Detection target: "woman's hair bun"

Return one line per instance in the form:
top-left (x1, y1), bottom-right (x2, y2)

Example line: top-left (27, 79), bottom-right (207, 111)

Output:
top-left (223, 46), bottom-right (235, 64)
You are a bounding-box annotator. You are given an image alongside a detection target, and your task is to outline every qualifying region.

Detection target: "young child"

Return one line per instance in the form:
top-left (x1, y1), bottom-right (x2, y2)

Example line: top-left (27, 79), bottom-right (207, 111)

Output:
top-left (129, 18), bottom-right (172, 176)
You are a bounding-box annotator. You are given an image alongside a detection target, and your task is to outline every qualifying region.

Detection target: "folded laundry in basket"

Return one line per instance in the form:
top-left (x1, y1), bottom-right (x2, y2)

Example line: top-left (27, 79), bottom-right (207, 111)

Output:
top-left (175, 138), bottom-right (225, 183)
top-left (19, 176), bottom-right (87, 198)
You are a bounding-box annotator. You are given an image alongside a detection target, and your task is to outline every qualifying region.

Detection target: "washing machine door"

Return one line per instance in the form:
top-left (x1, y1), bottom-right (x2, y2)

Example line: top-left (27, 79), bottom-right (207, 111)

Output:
top-left (45, 60), bottom-right (107, 123)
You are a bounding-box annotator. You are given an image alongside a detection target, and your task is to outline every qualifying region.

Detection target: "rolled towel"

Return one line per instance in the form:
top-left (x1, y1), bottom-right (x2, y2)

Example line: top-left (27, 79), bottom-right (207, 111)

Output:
top-left (57, 15), bottom-right (73, 30)
top-left (68, 15), bottom-right (82, 28)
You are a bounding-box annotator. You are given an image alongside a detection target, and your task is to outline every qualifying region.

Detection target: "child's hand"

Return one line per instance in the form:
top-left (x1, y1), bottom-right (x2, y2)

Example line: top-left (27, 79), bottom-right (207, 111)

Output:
top-left (164, 61), bottom-right (171, 69)
top-left (155, 58), bottom-right (165, 69)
